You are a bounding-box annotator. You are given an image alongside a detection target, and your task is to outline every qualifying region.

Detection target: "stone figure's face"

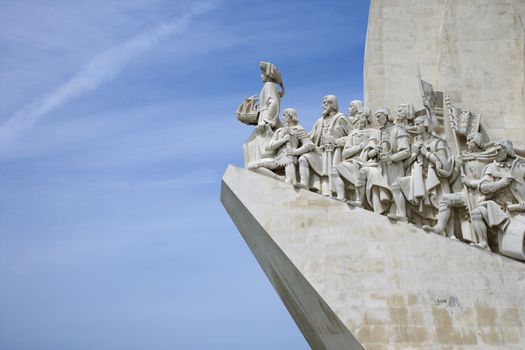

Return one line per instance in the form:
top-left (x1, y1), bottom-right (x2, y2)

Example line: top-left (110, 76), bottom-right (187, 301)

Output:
top-left (349, 102), bottom-right (358, 115)
top-left (397, 105), bottom-right (407, 120)
top-left (414, 118), bottom-right (426, 134)
top-left (496, 145), bottom-right (508, 162)
top-left (261, 72), bottom-right (270, 83)
top-left (466, 136), bottom-right (477, 151)
top-left (376, 112), bottom-right (387, 127)
top-left (466, 133), bottom-right (482, 151)
top-left (356, 113), bottom-right (368, 130)
top-left (283, 111), bottom-right (294, 126)
top-left (466, 137), bottom-right (476, 151)
top-left (322, 97), bottom-right (335, 116)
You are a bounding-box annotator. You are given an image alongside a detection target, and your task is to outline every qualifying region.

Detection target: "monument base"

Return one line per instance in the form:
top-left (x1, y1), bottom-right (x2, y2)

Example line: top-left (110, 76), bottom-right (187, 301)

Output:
top-left (221, 165), bottom-right (525, 349)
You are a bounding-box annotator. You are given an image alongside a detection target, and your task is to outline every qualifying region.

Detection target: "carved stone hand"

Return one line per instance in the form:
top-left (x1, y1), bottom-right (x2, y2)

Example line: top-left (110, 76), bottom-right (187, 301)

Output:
top-left (381, 154), bottom-right (393, 163)
top-left (256, 123), bottom-right (267, 133)
top-left (461, 175), bottom-right (473, 188)
top-left (323, 134), bottom-right (336, 146)
top-left (501, 176), bottom-right (514, 187)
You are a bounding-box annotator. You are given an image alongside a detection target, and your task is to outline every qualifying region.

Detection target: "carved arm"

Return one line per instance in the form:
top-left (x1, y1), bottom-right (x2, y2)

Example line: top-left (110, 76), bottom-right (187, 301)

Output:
top-left (335, 118), bottom-right (350, 147)
top-left (426, 147), bottom-right (447, 166)
top-left (265, 133), bottom-right (289, 152)
top-left (461, 175), bottom-right (481, 189)
top-left (342, 143), bottom-right (362, 160)
top-left (258, 96), bottom-right (278, 128)
top-left (404, 144), bottom-right (420, 167)
top-left (391, 147), bottom-right (411, 163)
top-left (293, 139), bottom-right (315, 156)
top-left (479, 176), bottom-right (513, 194)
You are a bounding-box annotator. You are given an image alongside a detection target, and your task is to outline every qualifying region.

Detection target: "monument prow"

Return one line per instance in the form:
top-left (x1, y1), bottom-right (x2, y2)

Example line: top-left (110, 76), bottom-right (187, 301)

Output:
top-left (222, 165), bottom-right (525, 349)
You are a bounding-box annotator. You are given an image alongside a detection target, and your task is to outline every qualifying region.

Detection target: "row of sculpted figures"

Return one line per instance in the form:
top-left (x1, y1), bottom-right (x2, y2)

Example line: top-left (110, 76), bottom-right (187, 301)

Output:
top-left (235, 62), bottom-right (525, 262)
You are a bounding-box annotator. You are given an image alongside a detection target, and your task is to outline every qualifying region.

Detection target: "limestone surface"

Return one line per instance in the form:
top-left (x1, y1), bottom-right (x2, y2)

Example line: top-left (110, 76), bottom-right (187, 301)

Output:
top-left (222, 165), bottom-right (525, 349)
top-left (364, 0), bottom-right (525, 147)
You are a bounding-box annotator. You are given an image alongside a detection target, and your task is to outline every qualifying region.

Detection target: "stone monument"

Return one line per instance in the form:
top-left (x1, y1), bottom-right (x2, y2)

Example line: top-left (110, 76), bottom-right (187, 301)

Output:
top-left (224, 2), bottom-right (525, 348)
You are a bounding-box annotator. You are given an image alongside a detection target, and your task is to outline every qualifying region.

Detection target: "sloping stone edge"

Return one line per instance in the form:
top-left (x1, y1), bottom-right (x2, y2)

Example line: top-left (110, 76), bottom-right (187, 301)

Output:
top-left (221, 169), bottom-right (364, 350)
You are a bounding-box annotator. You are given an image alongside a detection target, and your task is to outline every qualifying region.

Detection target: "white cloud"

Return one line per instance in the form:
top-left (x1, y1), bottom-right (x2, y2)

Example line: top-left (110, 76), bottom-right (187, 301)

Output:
top-left (0, 2), bottom-right (214, 150)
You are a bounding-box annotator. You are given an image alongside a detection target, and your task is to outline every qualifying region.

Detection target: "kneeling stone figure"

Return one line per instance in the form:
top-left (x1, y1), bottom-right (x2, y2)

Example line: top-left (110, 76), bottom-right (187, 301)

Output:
top-left (260, 108), bottom-right (314, 184)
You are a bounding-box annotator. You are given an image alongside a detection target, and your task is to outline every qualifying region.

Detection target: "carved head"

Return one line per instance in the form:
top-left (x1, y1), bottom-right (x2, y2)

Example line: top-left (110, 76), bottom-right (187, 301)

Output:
top-left (259, 61), bottom-right (285, 97)
top-left (282, 108), bottom-right (298, 126)
top-left (414, 115), bottom-right (431, 134)
top-left (396, 104), bottom-right (414, 125)
top-left (260, 61), bottom-right (276, 82)
top-left (354, 111), bottom-right (370, 130)
top-left (466, 131), bottom-right (483, 151)
top-left (375, 108), bottom-right (391, 128)
top-left (495, 139), bottom-right (514, 161)
top-left (322, 95), bottom-right (339, 117)
top-left (348, 100), bottom-right (363, 117)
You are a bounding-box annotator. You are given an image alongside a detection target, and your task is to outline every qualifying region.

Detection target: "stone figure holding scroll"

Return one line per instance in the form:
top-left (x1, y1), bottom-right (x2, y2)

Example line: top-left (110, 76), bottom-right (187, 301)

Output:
top-left (298, 95), bottom-right (350, 195)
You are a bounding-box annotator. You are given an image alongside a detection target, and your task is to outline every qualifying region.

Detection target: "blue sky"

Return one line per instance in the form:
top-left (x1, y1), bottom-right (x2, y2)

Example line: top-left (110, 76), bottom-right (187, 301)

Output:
top-left (0, 1), bottom-right (369, 349)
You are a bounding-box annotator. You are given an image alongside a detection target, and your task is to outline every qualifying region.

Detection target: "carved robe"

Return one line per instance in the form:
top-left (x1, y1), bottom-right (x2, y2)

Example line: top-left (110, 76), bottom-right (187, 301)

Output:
top-left (302, 112), bottom-right (350, 177)
top-left (258, 81), bottom-right (282, 129)
top-left (244, 81), bottom-right (282, 168)
top-left (458, 144), bottom-right (502, 213)
top-left (471, 158), bottom-right (525, 259)
top-left (264, 125), bottom-right (314, 168)
top-left (361, 123), bottom-right (410, 213)
top-left (333, 128), bottom-right (379, 186)
top-left (435, 146), bottom-right (501, 240)
top-left (476, 159), bottom-right (525, 229)
top-left (399, 136), bottom-right (454, 221)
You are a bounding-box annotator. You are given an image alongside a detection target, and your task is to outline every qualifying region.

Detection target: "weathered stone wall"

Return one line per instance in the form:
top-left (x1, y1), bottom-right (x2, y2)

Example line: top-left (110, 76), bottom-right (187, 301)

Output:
top-left (364, 0), bottom-right (525, 147)
top-left (222, 166), bottom-right (525, 349)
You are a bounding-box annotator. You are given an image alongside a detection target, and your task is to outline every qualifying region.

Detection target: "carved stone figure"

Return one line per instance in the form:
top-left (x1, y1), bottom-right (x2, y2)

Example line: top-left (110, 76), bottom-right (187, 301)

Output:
top-left (399, 115), bottom-right (454, 225)
top-left (467, 140), bottom-right (525, 259)
top-left (330, 111), bottom-right (378, 201)
top-left (257, 108), bottom-right (314, 184)
top-left (461, 132), bottom-right (500, 178)
top-left (394, 103), bottom-right (415, 127)
top-left (298, 95), bottom-right (350, 195)
top-left (241, 61), bottom-right (285, 169)
top-left (348, 100), bottom-right (364, 124)
top-left (355, 108), bottom-right (410, 220)
top-left (235, 63), bottom-right (525, 262)
top-left (257, 61), bottom-right (284, 131)
top-left (423, 132), bottom-right (500, 237)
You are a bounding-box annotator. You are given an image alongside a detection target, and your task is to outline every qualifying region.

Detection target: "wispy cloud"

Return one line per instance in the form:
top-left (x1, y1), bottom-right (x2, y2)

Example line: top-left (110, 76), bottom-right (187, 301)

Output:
top-left (0, 2), bottom-right (214, 149)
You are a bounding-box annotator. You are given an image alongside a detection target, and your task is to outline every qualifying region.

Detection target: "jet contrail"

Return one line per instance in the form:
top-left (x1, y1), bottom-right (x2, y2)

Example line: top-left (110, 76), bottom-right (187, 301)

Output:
top-left (0, 3), bottom-right (213, 148)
